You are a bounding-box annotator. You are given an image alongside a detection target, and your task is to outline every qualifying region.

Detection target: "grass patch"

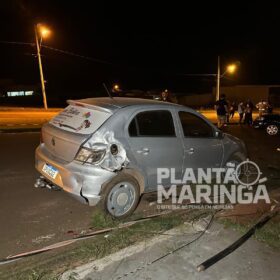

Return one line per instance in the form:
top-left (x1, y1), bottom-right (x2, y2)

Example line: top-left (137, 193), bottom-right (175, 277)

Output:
top-left (220, 216), bottom-right (280, 248)
top-left (91, 208), bottom-right (120, 229)
top-left (0, 209), bottom-right (209, 280)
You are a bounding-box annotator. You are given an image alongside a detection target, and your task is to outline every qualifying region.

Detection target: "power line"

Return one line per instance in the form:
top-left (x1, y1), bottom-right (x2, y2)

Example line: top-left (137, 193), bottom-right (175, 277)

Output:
top-left (0, 40), bottom-right (235, 81)
top-left (0, 40), bottom-right (34, 47)
top-left (41, 44), bottom-right (113, 65)
top-left (113, 212), bottom-right (217, 280)
top-left (179, 73), bottom-right (216, 77)
top-left (0, 40), bottom-right (113, 65)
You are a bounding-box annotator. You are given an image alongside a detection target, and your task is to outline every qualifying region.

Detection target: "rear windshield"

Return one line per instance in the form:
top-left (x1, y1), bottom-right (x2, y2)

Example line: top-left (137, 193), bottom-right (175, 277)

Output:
top-left (49, 105), bottom-right (112, 135)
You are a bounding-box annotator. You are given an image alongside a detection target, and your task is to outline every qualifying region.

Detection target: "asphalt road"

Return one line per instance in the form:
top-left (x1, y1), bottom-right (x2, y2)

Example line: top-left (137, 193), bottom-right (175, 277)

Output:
top-left (0, 126), bottom-right (279, 259)
top-left (0, 132), bottom-right (93, 258)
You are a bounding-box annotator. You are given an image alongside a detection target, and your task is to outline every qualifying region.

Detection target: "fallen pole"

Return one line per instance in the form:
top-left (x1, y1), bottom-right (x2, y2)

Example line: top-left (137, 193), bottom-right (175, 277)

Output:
top-left (197, 209), bottom-right (279, 272)
top-left (0, 211), bottom-right (172, 265)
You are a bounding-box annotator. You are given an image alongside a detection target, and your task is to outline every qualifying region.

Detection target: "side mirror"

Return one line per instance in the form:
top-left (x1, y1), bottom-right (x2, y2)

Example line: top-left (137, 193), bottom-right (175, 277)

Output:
top-left (215, 130), bottom-right (224, 138)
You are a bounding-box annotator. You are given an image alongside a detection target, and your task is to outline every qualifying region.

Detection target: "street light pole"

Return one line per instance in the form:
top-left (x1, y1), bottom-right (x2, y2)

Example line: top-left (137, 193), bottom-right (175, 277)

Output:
top-left (35, 25), bottom-right (48, 109)
top-left (216, 56), bottom-right (220, 101)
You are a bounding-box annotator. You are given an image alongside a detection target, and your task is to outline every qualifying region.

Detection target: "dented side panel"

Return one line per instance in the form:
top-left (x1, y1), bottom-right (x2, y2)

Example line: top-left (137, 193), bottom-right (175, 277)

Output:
top-left (83, 130), bottom-right (129, 172)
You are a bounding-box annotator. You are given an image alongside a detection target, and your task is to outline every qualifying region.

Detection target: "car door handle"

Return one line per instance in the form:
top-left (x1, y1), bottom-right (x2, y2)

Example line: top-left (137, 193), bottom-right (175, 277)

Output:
top-left (186, 148), bottom-right (194, 154)
top-left (136, 148), bottom-right (150, 154)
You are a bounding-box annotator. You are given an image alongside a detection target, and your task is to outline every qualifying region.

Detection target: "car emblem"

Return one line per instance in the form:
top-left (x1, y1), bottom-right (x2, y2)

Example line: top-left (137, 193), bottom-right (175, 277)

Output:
top-left (51, 137), bottom-right (56, 146)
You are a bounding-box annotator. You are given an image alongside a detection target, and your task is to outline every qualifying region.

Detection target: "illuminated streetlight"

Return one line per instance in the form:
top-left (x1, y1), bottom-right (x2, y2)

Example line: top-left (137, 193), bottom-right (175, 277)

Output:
top-left (226, 64), bottom-right (237, 74)
top-left (112, 84), bottom-right (121, 93)
top-left (38, 25), bottom-right (51, 38)
top-left (35, 24), bottom-right (51, 109)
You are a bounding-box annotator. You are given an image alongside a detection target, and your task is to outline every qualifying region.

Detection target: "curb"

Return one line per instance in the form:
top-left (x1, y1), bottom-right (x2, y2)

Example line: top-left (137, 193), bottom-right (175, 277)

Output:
top-left (60, 225), bottom-right (193, 280)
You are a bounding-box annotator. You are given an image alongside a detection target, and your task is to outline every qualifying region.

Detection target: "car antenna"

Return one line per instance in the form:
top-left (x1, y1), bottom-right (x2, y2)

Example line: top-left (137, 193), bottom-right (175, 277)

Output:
top-left (103, 83), bottom-right (114, 99)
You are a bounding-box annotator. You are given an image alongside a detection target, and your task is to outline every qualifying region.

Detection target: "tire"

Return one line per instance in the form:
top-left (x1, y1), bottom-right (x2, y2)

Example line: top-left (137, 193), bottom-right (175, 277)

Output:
top-left (266, 124), bottom-right (279, 136)
top-left (99, 174), bottom-right (140, 219)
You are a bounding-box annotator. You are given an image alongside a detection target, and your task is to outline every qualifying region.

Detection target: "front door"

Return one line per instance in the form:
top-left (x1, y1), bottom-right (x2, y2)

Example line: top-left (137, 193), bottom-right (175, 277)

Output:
top-left (177, 110), bottom-right (223, 175)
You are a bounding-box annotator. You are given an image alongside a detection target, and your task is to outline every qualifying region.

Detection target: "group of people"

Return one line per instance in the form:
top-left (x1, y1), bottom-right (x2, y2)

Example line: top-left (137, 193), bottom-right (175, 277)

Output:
top-left (236, 100), bottom-right (254, 125)
top-left (215, 94), bottom-right (273, 128)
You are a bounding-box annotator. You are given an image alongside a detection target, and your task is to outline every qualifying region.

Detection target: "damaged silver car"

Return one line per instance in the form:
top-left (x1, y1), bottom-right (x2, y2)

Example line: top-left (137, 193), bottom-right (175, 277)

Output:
top-left (35, 97), bottom-right (247, 218)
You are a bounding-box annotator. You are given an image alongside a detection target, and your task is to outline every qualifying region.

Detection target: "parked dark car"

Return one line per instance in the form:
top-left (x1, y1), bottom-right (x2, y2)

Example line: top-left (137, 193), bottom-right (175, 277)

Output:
top-left (253, 114), bottom-right (280, 136)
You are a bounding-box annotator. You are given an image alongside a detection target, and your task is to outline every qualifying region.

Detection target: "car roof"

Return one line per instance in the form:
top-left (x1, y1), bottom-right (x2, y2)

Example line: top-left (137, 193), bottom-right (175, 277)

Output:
top-left (69, 97), bottom-right (184, 112)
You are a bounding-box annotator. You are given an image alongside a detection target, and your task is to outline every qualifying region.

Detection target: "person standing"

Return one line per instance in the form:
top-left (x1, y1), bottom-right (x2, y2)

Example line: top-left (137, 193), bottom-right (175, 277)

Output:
top-left (256, 100), bottom-right (268, 117)
top-left (214, 94), bottom-right (228, 128)
top-left (245, 99), bottom-right (254, 110)
top-left (267, 101), bottom-right (273, 114)
top-left (226, 99), bottom-right (231, 123)
top-left (244, 103), bottom-right (253, 125)
top-left (237, 102), bottom-right (244, 124)
top-left (161, 89), bottom-right (171, 102)
top-left (229, 102), bottom-right (236, 119)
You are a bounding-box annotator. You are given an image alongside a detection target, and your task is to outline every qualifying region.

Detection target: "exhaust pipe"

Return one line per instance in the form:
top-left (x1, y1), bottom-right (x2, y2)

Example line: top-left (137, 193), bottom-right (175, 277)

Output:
top-left (34, 176), bottom-right (60, 191)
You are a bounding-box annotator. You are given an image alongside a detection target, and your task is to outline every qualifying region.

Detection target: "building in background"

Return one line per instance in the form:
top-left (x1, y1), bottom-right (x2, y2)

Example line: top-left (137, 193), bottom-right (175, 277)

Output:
top-left (213, 85), bottom-right (280, 106)
top-left (0, 79), bottom-right (39, 98)
top-left (0, 79), bottom-right (41, 106)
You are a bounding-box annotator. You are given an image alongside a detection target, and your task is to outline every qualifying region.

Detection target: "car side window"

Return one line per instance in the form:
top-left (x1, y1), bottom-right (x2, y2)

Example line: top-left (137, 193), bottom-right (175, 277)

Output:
top-left (129, 110), bottom-right (175, 137)
top-left (179, 111), bottom-right (214, 137)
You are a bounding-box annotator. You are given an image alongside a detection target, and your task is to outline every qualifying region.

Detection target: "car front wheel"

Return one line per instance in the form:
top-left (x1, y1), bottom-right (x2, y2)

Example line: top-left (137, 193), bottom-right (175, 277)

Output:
top-left (266, 124), bottom-right (279, 136)
top-left (100, 174), bottom-right (140, 219)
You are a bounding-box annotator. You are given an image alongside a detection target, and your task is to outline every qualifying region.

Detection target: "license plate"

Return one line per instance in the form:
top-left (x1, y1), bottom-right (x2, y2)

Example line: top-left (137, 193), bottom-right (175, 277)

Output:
top-left (42, 163), bottom-right (58, 179)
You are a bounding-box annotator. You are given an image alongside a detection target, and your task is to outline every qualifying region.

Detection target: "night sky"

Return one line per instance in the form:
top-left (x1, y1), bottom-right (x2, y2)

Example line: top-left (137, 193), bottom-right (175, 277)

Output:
top-left (1, 1), bottom-right (280, 97)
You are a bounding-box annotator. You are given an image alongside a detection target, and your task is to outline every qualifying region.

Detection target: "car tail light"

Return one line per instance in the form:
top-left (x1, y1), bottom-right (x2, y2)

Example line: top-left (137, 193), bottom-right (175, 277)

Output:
top-left (75, 147), bottom-right (106, 165)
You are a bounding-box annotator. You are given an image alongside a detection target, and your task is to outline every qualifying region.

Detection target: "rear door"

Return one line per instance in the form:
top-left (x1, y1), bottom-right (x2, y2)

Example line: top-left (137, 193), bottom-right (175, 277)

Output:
top-left (127, 109), bottom-right (184, 191)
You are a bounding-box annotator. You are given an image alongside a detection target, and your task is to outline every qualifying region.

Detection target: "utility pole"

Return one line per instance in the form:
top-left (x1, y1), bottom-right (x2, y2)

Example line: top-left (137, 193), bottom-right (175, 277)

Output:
top-left (35, 24), bottom-right (48, 109)
top-left (216, 56), bottom-right (220, 101)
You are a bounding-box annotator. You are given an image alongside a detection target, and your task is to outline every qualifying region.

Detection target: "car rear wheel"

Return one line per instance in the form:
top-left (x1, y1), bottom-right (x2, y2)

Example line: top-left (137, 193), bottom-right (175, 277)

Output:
top-left (100, 174), bottom-right (140, 219)
top-left (266, 124), bottom-right (279, 136)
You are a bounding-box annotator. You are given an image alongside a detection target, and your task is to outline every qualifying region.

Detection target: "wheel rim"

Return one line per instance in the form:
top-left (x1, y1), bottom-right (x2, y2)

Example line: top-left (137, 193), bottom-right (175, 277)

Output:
top-left (267, 125), bottom-right (278, 135)
top-left (107, 182), bottom-right (136, 217)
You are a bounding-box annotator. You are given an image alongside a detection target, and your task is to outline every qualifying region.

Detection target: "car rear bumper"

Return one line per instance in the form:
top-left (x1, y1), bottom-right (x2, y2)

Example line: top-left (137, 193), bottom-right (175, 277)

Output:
top-left (35, 144), bottom-right (116, 206)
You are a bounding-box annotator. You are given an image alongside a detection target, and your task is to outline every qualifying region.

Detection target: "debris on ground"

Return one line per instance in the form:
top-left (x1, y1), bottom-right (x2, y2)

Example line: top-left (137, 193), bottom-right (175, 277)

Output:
top-left (32, 234), bottom-right (55, 244)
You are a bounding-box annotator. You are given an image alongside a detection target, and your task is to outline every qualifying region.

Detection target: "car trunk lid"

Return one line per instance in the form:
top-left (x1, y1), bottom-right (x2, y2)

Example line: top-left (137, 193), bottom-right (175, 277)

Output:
top-left (42, 102), bottom-right (113, 162)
